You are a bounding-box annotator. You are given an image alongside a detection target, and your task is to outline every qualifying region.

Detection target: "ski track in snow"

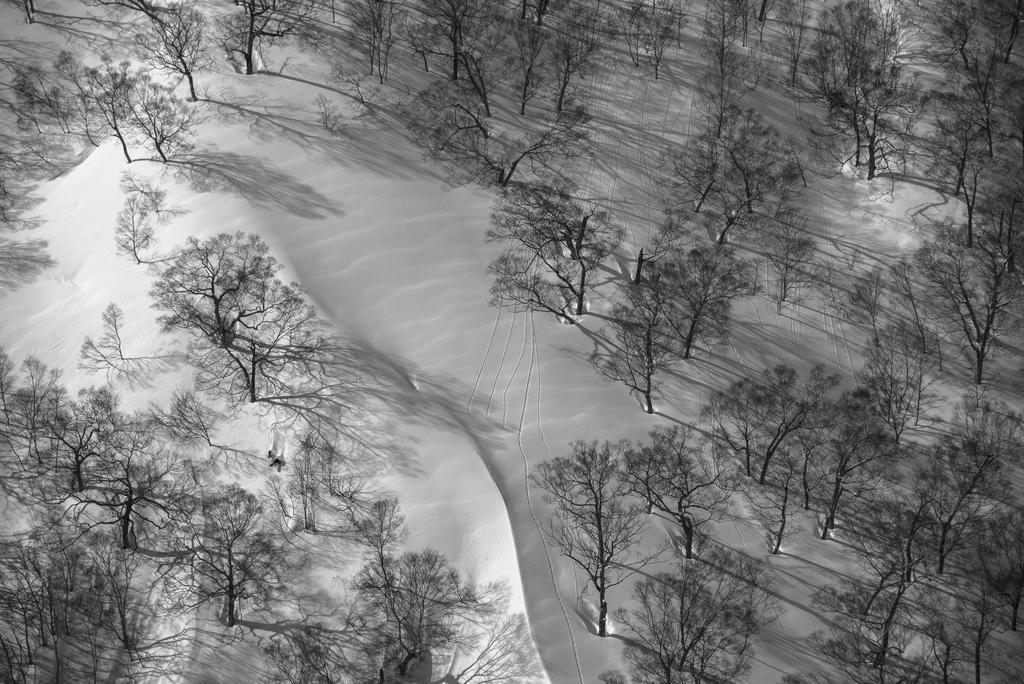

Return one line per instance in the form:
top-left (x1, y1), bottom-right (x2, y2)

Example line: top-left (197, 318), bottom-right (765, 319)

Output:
top-left (501, 312), bottom-right (532, 430)
top-left (517, 310), bottom-right (585, 684)
top-left (468, 304), bottom-right (504, 412)
top-left (472, 240), bottom-right (519, 413)
top-left (484, 312), bottom-right (516, 420)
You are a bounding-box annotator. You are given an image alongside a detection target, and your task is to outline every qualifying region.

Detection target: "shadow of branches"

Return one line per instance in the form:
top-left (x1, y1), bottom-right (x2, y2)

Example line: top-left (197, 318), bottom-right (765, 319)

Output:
top-left (0, 238), bottom-right (54, 292)
top-left (168, 151), bottom-right (342, 219)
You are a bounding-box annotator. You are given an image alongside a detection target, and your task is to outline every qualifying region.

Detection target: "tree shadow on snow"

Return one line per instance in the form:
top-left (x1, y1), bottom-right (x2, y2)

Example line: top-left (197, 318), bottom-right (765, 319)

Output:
top-left (0, 238), bottom-right (54, 292)
top-left (168, 151), bottom-right (342, 220)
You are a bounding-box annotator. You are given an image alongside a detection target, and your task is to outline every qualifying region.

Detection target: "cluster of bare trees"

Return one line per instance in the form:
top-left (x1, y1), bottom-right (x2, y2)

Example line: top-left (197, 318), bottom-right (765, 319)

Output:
top-left (902, 0), bottom-right (1024, 385)
top-left (799, 0), bottom-right (920, 180)
top-left (394, 0), bottom-right (597, 188)
top-left (809, 395), bottom-right (1024, 683)
top-left (531, 432), bottom-right (775, 683)
top-left (0, 327), bottom-right (538, 681)
top-left (594, 227), bottom-right (759, 412)
top-left (12, 51), bottom-right (194, 164)
top-left (487, 180), bottom-right (623, 322)
top-left (0, 348), bottom-right (267, 678)
top-left (257, 496), bottom-right (541, 681)
top-left (702, 354), bottom-right (1024, 681)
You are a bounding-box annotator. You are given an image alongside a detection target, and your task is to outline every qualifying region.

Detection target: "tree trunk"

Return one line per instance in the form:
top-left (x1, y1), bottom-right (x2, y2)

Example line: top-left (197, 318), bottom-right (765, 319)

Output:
top-left (556, 74), bottom-right (569, 113)
top-left (801, 454), bottom-right (812, 510)
top-left (874, 589), bottom-right (905, 670)
top-left (225, 590), bottom-right (236, 627)
top-left (682, 315), bottom-right (699, 360)
top-left (974, 350), bottom-right (984, 385)
top-left (399, 649), bottom-right (418, 676)
top-left (244, 16), bottom-right (257, 75)
top-left (1005, 1), bottom-right (1022, 62)
top-left (575, 270), bottom-right (586, 316)
top-left (113, 127), bottom-right (133, 163)
top-left (450, 35), bottom-right (459, 81)
top-left (681, 518), bottom-right (694, 559)
top-left (974, 634), bottom-right (982, 684)
top-left (821, 476), bottom-right (842, 539)
top-left (965, 181), bottom-right (977, 247)
top-left (186, 72), bottom-right (198, 101)
top-left (867, 133), bottom-right (877, 180)
top-left (936, 522), bottom-right (950, 574)
top-left (633, 248), bottom-right (645, 285)
top-left (120, 498), bottom-right (134, 550)
top-left (598, 597), bottom-right (608, 637)
top-left (772, 480), bottom-right (790, 555)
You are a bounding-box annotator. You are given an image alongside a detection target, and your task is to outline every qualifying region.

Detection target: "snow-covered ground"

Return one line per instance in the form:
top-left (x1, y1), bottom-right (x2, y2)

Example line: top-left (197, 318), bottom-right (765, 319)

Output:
top-left (3, 1), bottom-right (1024, 682)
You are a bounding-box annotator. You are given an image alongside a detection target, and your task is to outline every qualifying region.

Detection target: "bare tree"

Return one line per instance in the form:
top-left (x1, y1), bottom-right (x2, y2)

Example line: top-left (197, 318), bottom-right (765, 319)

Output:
top-left (593, 281), bottom-right (680, 414)
top-left (802, 0), bottom-right (919, 179)
top-left (657, 242), bottom-right (757, 358)
top-left (112, 174), bottom-right (177, 265)
top-left (280, 427), bottom-right (367, 533)
top-left (815, 389), bottom-right (894, 541)
top-left (135, 3), bottom-right (211, 101)
top-left (624, 426), bottom-right (734, 559)
top-left (86, 539), bottom-right (157, 661)
top-left (775, 0), bottom-right (811, 87)
top-left (857, 322), bottom-right (940, 442)
top-left (416, 0), bottom-right (503, 81)
top-left (705, 364), bottom-right (839, 483)
top-left (549, 0), bottom-right (603, 112)
top-left (814, 492), bottom-right (933, 679)
top-left (264, 624), bottom-right (354, 683)
top-left (352, 0), bottom-right (401, 83)
top-left (488, 180), bottom-right (622, 321)
top-left (845, 266), bottom-right (886, 346)
top-left (531, 440), bottom-right (650, 637)
top-left (750, 447), bottom-right (802, 555)
top-left (409, 81), bottom-right (589, 187)
top-left (127, 75), bottom-right (193, 162)
top-left (355, 547), bottom-right (496, 677)
top-left (666, 108), bottom-right (800, 244)
top-left (617, 545), bottom-right (774, 683)
top-left (71, 414), bottom-right (191, 550)
top-left (915, 221), bottom-right (1023, 384)
top-left (510, 17), bottom-right (548, 115)
top-left (147, 388), bottom-right (225, 452)
top-left (620, 0), bottom-right (685, 79)
top-left (764, 211), bottom-right (820, 313)
top-left (40, 384), bottom-right (118, 496)
top-left (697, 0), bottom-right (754, 135)
top-left (175, 484), bottom-right (280, 626)
top-left (924, 396), bottom-right (1021, 574)
top-left (150, 232), bottom-right (334, 407)
top-left (925, 81), bottom-right (991, 246)
top-left (918, 588), bottom-right (973, 684)
top-left (956, 560), bottom-right (1006, 684)
top-left (218, 0), bottom-right (316, 75)
top-left (73, 57), bottom-right (138, 163)
top-left (889, 259), bottom-right (942, 365)
top-left (982, 510), bottom-right (1024, 630)
top-left (930, 0), bottom-right (1014, 155)
top-left (89, 0), bottom-right (167, 24)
